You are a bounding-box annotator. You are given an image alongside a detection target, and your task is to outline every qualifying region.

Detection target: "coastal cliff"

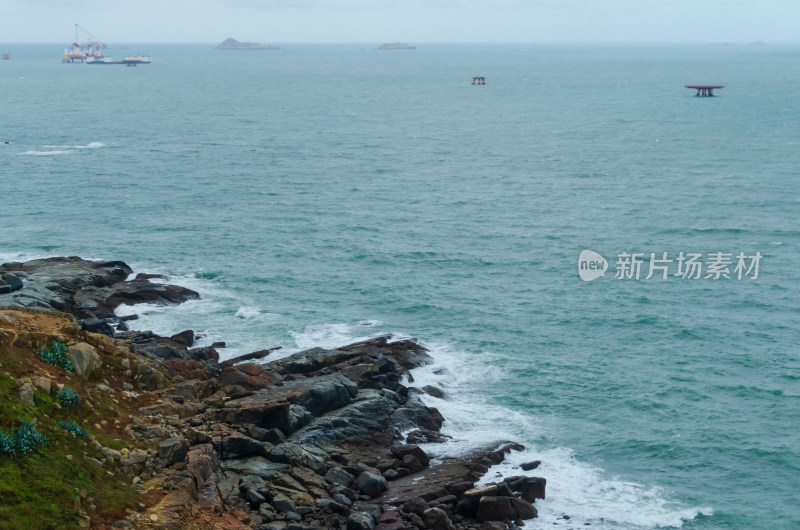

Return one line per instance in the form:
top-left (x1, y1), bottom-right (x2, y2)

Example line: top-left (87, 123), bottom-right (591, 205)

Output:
top-left (0, 257), bottom-right (545, 529)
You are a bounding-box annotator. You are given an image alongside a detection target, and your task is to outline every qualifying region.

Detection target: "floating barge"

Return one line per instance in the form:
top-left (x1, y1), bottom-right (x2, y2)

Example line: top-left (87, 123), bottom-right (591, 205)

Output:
top-left (686, 85), bottom-right (724, 96)
top-left (63, 24), bottom-right (151, 65)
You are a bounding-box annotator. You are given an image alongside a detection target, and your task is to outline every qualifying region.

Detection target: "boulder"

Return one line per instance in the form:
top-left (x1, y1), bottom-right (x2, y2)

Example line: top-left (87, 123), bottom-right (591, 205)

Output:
top-left (0, 273), bottom-right (23, 292)
top-left (356, 471), bottom-right (387, 498)
top-left (476, 496), bottom-right (516, 522)
top-left (390, 443), bottom-right (430, 467)
top-left (346, 512), bottom-right (376, 530)
top-left (423, 507), bottom-right (456, 530)
top-left (170, 330), bottom-right (195, 348)
top-left (68, 343), bottom-right (101, 379)
top-left (136, 362), bottom-right (169, 390)
top-left (158, 436), bottom-right (189, 466)
top-left (520, 477), bottom-right (546, 501)
top-left (34, 376), bottom-right (52, 394)
top-left (325, 467), bottom-right (355, 487)
top-left (213, 429), bottom-right (270, 459)
top-left (81, 318), bottom-right (114, 337)
top-left (401, 454), bottom-right (424, 473)
top-left (509, 496), bottom-right (537, 520)
top-left (520, 460), bottom-right (541, 471)
top-left (19, 382), bottom-right (34, 407)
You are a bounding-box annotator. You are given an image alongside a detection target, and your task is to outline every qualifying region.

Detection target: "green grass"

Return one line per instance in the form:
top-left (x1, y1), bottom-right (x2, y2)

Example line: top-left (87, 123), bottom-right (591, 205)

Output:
top-left (0, 371), bottom-right (138, 528)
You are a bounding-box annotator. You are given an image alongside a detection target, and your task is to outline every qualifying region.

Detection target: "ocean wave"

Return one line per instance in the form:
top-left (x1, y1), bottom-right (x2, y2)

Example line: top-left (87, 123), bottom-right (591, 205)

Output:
top-left (21, 142), bottom-right (106, 156)
top-left (20, 150), bottom-right (76, 156)
top-left (408, 340), bottom-right (710, 529)
top-left (42, 142), bottom-right (106, 149)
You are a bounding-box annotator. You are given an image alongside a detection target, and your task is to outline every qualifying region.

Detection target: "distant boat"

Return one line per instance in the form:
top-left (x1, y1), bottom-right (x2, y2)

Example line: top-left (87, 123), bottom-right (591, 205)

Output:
top-left (1, 53), bottom-right (10, 60)
top-left (63, 24), bottom-right (151, 65)
top-left (63, 23), bottom-right (107, 63)
top-left (123, 53), bottom-right (152, 65)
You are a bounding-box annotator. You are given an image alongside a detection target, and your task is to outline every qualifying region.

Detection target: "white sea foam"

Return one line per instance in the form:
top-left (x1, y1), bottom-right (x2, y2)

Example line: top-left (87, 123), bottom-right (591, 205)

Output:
top-left (407, 340), bottom-right (710, 529)
top-left (285, 322), bottom-right (380, 360)
top-left (20, 150), bottom-right (75, 156)
top-left (22, 142), bottom-right (105, 156)
top-left (42, 142), bottom-right (106, 149)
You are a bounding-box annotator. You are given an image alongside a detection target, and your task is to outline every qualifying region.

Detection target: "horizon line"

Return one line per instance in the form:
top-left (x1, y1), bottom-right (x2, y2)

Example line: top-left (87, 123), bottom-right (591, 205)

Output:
top-left (1, 40), bottom-right (797, 45)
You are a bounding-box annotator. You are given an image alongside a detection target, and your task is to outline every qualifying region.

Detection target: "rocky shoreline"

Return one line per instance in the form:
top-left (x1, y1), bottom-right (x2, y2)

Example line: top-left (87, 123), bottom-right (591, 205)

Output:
top-left (0, 257), bottom-right (547, 529)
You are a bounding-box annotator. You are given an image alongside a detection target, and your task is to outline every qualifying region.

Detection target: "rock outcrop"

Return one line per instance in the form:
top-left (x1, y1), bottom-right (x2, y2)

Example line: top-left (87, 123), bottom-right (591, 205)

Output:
top-left (0, 257), bottom-right (549, 529)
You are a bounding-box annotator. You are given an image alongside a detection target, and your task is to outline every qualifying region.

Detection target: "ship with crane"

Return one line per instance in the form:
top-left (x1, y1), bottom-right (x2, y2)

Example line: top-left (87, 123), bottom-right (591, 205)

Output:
top-left (63, 24), bottom-right (151, 65)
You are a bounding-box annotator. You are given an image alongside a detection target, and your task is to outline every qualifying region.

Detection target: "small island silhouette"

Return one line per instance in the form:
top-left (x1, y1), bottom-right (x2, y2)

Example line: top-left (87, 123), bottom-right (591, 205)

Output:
top-left (216, 38), bottom-right (278, 50)
top-left (376, 42), bottom-right (416, 50)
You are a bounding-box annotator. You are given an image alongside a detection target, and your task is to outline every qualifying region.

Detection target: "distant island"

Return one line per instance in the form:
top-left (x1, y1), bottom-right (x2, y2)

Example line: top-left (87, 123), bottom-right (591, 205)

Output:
top-left (215, 38), bottom-right (278, 50)
top-left (376, 42), bottom-right (416, 50)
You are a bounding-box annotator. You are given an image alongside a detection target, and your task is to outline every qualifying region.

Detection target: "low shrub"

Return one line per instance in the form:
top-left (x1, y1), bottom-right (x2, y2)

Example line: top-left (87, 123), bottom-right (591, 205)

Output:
top-left (39, 341), bottom-right (72, 373)
top-left (56, 387), bottom-right (82, 408)
top-left (15, 420), bottom-right (48, 454)
top-left (57, 421), bottom-right (89, 439)
top-left (0, 430), bottom-right (15, 456)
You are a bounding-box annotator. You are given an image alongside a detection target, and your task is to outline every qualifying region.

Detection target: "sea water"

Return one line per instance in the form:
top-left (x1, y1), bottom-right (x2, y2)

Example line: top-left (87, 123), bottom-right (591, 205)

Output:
top-left (1, 43), bottom-right (799, 529)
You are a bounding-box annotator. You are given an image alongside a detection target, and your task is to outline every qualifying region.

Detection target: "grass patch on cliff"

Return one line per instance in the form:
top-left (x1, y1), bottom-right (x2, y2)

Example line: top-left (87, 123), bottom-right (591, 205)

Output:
top-left (0, 370), bottom-right (138, 528)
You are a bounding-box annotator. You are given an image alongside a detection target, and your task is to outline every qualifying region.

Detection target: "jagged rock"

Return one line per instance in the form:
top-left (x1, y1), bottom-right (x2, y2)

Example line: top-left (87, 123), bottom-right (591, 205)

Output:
top-left (222, 457), bottom-right (289, 480)
top-left (317, 498), bottom-right (351, 515)
top-left (356, 471), bottom-right (387, 498)
top-left (391, 394), bottom-right (444, 432)
top-left (218, 347), bottom-right (279, 369)
top-left (100, 447), bottom-right (122, 461)
top-left (422, 385), bottom-right (446, 399)
top-left (402, 497), bottom-right (428, 516)
top-left (19, 382), bottom-right (34, 406)
top-left (401, 454), bottom-right (424, 473)
top-left (476, 496), bottom-right (516, 522)
top-left (170, 330), bottom-right (195, 347)
top-left (136, 362), bottom-right (169, 390)
top-left (405, 428), bottom-right (451, 444)
top-left (246, 489), bottom-right (266, 506)
top-left (0, 273), bottom-right (23, 293)
top-left (508, 496), bottom-right (537, 519)
top-left (34, 376), bottom-right (52, 394)
top-left (187, 346), bottom-right (219, 363)
top-left (457, 483), bottom-right (514, 517)
top-left (268, 443), bottom-right (327, 474)
top-left (423, 507), bottom-right (456, 530)
top-left (520, 460), bottom-right (541, 471)
top-left (325, 467), bottom-right (355, 487)
top-left (68, 343), bottom-right (101, 379)
top-left (346, 512), bottom-right (376, 530)
top-left (390, 443), bottom-right (430, 467)
top-left (219, 365), bottom-right (278, 390)
top-left (271, 493), bottom-right (296, 513)
top-left (520, 477), bottom-right (546, 501)
top-left (158, 436), bottom-right (189, 466)
top-left (81, 318), bottom-right (114, 337)
top-left (213, 428), bottom-right (270, 459)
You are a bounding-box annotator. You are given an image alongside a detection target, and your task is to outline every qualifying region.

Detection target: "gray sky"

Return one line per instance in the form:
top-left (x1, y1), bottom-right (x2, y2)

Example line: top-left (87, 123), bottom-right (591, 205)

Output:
top-left (2, 0), bottom-right (797, 43)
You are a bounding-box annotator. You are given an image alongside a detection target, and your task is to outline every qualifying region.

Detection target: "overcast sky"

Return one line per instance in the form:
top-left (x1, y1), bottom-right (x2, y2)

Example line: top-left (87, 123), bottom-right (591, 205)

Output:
top-left (2, 0), bottom-right (798, 43)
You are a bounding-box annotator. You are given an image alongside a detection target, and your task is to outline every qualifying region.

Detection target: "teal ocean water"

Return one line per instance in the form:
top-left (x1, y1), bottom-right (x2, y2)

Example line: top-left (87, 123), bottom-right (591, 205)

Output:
top-left (2, 43), bottom-right (799, 528)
